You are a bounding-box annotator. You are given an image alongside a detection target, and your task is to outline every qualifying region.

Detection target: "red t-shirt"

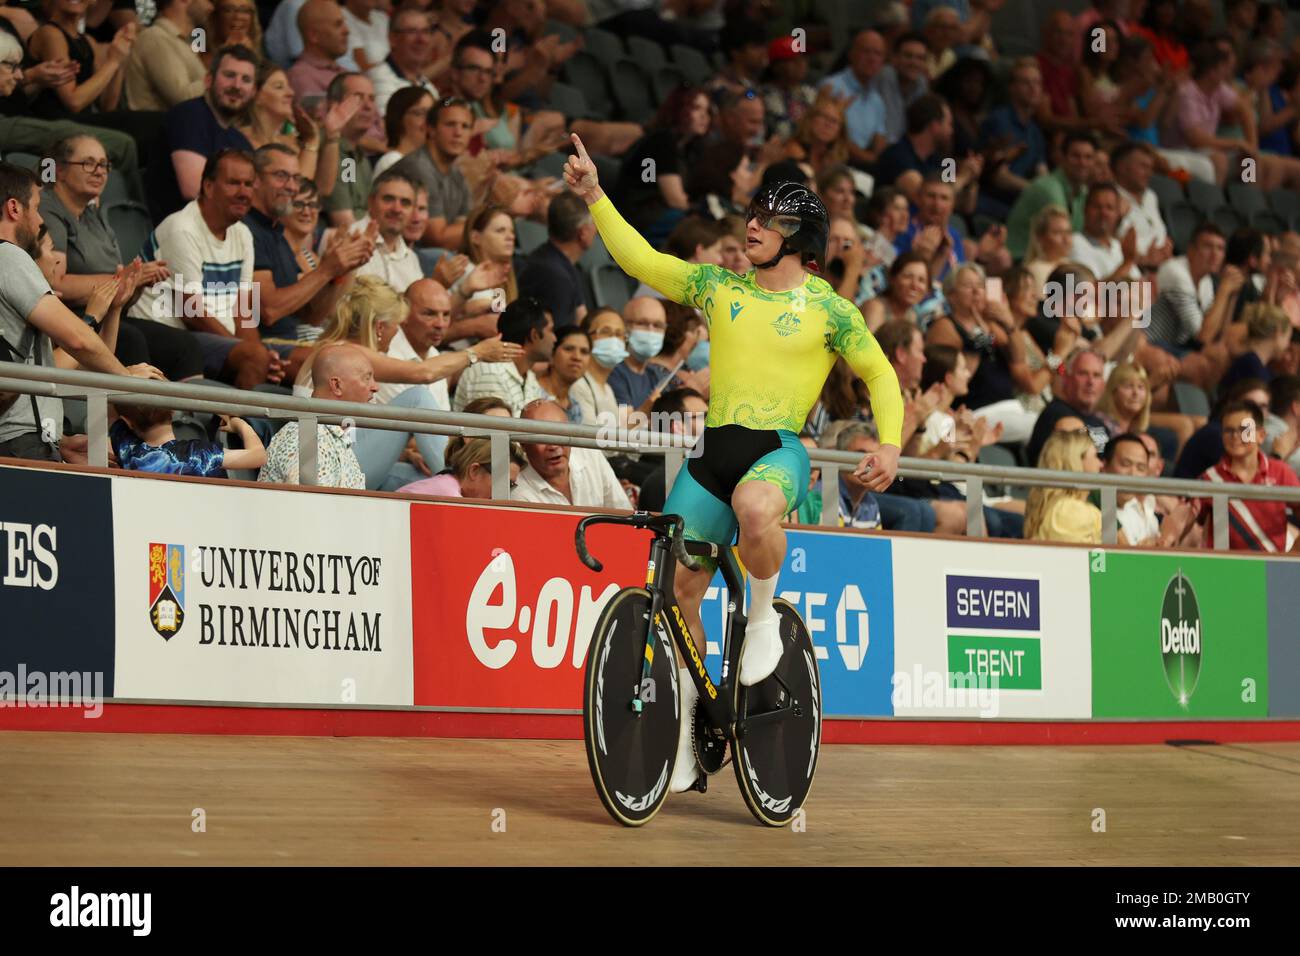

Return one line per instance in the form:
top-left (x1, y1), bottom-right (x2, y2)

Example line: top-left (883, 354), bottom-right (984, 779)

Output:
top-left (1194, 451), bottom-right (1300, 552)
top-left (1036, 54), bottom-right (1079, 118)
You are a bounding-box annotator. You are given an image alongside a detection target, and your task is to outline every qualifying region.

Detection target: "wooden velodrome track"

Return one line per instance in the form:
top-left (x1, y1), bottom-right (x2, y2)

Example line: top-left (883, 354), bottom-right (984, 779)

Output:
top-left (1, 732), bottom-right (1298, 865)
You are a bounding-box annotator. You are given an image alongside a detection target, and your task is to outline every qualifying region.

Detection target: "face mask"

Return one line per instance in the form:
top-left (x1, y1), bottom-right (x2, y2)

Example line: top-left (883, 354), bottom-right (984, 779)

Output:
top-left (628, 330), bottom-right (664, 361)
top-left (590, 336), bottom-right (629, 368)
top-left (685, 339), bottom-right (710, 370)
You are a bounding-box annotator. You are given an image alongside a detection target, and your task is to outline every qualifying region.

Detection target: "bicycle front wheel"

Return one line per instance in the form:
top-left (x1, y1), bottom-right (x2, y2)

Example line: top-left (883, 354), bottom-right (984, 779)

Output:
top-left (733, 599), bottom-right (822, 827)
top-left (583, 587), bottom-right (682, 827)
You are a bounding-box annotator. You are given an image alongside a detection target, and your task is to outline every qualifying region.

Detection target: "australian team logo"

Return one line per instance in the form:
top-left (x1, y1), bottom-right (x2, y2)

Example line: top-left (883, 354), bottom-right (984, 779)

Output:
top-left (771, 311), bottom-right (801, 337)
top-left (148, 543), bottom-right (186, 639)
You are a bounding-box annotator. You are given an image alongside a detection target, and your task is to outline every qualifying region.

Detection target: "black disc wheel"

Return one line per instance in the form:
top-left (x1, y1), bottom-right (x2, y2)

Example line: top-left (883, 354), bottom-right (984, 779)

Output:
top-left (732, 599), bottom-right (822, 827)
top-left (583, 588), bottom-right (682, 826)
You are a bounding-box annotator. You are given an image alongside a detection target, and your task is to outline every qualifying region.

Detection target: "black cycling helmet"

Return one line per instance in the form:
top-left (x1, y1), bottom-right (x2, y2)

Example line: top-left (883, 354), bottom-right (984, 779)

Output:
top-left (745, 180), bottom-right (830, 271)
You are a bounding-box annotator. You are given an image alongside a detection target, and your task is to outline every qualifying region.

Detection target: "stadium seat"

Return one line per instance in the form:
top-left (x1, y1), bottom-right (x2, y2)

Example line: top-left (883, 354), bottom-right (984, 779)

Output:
top-left (610, 60), bottom-right (655, 124)
top-left (669, 44), bottom-right (713, 86)
top-left (626, 35), bottom-right (667, 72)
top-left (589, 262), bottom-right (635, 310)
top-left (580, 232), bottom-right (614, 272)
top-left (102, 170), bottom-right (132, 207)
top-left (1148, 173), bottom-right (1184, 213)
top-left (1268, 188), bottom-right (1300, 229)
top-left (1166, 201), bottom-right (1201, 253)
top-left (546, 80), bottom-right (591, 120)
top-left (514, 218), bottom-right (548, 256)
top-left (1186, 179), bottom-right (1226, 216)
top-left (990, 0), bottom-right (1041, 57)
top-left (593, 154), bottom-right (621, 189)
top-left (561, 52), bottom-right (614, 119)
top-left (530, 150), bottom-right (570, 180)
top-left (4, 151), bottom-right (40, 171)
top-left (652, 65), bottom-right (688, 103)
top-left (107, 202), bottom-right (154, 262)
top-left (1211, 206), bottom-right (1243, 235)
top-left (1173, 382), bottom-right (1212, 418)
top-left (583, 27), bottom-right (626, 66)
top-left (1250, 210), bottom-right (1287, 234)
top-left (541, 18), bottom-right (577, 43)
top-left (1226, 182), bottom-right (1267, 221)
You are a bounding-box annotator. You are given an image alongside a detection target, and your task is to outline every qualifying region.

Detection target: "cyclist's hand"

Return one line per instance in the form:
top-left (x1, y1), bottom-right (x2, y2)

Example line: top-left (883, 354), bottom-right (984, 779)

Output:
top-left (854, 442), bottom-right (899, 493)
top-left (563, 133), bottom-right (600, 203)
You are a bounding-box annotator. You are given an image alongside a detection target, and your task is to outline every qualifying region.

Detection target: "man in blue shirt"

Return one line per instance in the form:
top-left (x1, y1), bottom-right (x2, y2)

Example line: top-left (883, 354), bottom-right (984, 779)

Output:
top-left (819, 29), bottom-right (889, 169)
top-left (875, 31), bottom-right (931, 143)
top-left (978, 56), bottom-right (1049, 219)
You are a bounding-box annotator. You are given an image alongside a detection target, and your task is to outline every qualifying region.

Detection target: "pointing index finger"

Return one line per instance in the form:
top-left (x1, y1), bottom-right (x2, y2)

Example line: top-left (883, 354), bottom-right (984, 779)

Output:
top-left (571, 133), bottom-right (592, 164)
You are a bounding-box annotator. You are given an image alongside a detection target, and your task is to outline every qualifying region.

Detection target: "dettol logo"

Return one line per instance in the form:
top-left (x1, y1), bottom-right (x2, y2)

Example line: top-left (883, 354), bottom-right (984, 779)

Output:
top-left (1160, 570), bottom-right (1202, 706)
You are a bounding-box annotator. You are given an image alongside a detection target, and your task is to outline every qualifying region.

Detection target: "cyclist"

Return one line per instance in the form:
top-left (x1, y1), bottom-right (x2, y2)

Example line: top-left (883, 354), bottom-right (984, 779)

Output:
top-left (564, 135), bottom-right (903, 793)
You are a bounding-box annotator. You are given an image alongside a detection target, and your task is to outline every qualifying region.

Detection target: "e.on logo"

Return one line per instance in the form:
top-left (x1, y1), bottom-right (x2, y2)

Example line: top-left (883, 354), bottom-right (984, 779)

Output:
top-left (465, 551), bottom-right (620, 669)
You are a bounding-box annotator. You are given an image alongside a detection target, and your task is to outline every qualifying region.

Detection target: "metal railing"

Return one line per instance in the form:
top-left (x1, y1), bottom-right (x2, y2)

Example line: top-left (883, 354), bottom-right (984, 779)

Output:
top-left (3, 361), bottom-right (1299, 552)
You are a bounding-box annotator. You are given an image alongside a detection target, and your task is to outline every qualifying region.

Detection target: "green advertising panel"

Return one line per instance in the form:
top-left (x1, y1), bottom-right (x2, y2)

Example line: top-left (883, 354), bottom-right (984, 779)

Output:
top-left (1090, 552), bottom-right (1269, 718)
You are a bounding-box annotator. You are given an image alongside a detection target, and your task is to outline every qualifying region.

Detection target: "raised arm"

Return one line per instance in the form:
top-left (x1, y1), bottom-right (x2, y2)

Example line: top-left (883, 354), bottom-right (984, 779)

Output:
top-left (564, 133), bottom-right (701, 305)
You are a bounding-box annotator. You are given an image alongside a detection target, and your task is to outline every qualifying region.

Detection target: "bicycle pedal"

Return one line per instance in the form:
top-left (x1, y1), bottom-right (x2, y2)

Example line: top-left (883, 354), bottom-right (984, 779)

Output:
top-left (688, 773), bottom-right (707, 794)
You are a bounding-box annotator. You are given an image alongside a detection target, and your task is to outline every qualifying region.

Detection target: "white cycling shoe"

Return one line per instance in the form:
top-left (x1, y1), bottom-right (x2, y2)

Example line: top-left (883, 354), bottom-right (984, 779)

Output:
top-left (669, 667), bottom-right (702, 793)
top-left (739, 614), bottom-right (784, 686)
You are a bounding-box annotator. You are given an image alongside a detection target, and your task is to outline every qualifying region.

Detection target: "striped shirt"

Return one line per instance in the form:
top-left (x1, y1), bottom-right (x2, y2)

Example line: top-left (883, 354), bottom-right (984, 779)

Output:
top-left (1194, 451), bottom-right (1300, 552)
top-left (1146, 256), bottom-right (1215, 349)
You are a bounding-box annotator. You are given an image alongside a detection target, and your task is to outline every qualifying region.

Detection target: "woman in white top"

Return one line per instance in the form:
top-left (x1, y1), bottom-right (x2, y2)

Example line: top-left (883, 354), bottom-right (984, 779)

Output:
top-left (373, 87), bottom-right (435, 178)
top-left (572, 308), bottom-right (624, 426)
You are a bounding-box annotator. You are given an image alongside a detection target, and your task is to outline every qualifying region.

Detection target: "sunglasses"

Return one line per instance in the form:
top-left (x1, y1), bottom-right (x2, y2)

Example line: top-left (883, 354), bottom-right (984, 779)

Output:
top-left (749, 210), bottom-right (803, 238)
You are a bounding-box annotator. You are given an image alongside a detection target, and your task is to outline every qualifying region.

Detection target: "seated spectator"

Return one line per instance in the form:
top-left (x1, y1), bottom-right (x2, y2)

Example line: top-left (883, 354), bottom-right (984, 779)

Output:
top-left (1188, 398), bottom-right (1300, 552)
top-left (341, 0), bottom-right (391, 74)
top-left (398, 434), bottom-right (526, 499)
top-left (876, 30), bottom-right (931, 143)
top-left (26, 0), bottom-right (136, 120)
top-left (1112, 140), bottom-right (1175, 273)
top-left (1221, 302), bottom-right (1293, 393)
top-left (1136, 0), bottom-right (1189, 72)
top-left (1146, 221), bottom-right (1237, 391)
top-left (1096, 359), bottom-right (1192, 466)
top-left (1269, 374), bottom-right (1300, 477)
top-left (1007, 131), bottom-right (1096, 260)
top-left (129, 149), bottom-right (282, 388)
top-left (715, 214), bottom-right (749, 274)
top-left (123, 0), bottom-right (206, 111)
top-left (246, 145), bottom-right (374, 369)
top-left (1022, 205), bottom-right (1076, 291)
top-left (1001, 264), bottom-right (1055, 414)
top-left (783, 88), bottom-right (853, 179)
top-left (824, 419), bottom-right (933, 532)
top-left (574, 307), bottom-right (626, 426)
top-left (875, 94), bottom-right (980, 210)
top-left (320, 71), bottom-right (381, 227)
top-left (287, 1), bottom-right (352, 112)
top-left (452, 296), bottom-right (554, 414)
top-left (1226, 227), bottom-right (1273, 323)
top-left (976, 57), bottom-right (1049, 219)
top-left (366, 7), bottom-right (441, 115)
top-left (709, 85), bottom-right (769, 154)
top-left (761, 34), bottom-right (817, 141)
top-left (648, 303), bottom-right (710, 395)
top-left (161, 44), bottom-right (257, 218)
top-left (687, 140), bottom-right (758, 221)
top-left (706, 18), bottom-right (767, 99)
top-left (1077, 17), bottom-right (1124, 127)
top-left (377, 277), bottom-right (456, 426)
top-left (512, 399), bottom-right (632, 510)
top-left (1035, 10), bottom-right (1089, 136)
top-left (1242, 38), bottom-right (1296, 158)
top-left (440, 203), bottom-right (519, 337)
top-left (860, 185), bottom-right (911, 269)
top-left (39, 133), bottom-right (202, 380)
top-left (391, 95), bottom-right (473, 247)
top-left (816, 165), bottom-right (868, 243)
top-left (281, 179), bottom-right (328, 285)
top-left (111, 405), bottom-right (266, 477)
top-left (346, 170), bottom-right (423, 293)
top-left (634, 387), bottom-right (710, 513)
top-left (1069, 182), bottom-right (1140, 283)
top-left (860, 252), bottom-right (932, 331)
top-left (258, 343), bottom-right (372, 488)
top-left (1024, 429), bottom-right (1104, 543)
top-left (1026, 261), bottom-right (1145, 368)
top-left (609, 296), bottom-right (672, 413)
top-left (534, 327), bottom-right (592, 424)
top-left (819, 29), bottom-right (889, 168)
top-left (1102, 431), bottom-right (1162, 546)
top-left (1174, 377), bottom-right (1273, 479)
top-left (374, 86), bottom-right (435, 177)
top-left (804, 357), bottom-right (870, 446)
top-left (200, 0), bottom-right (262, 70)
top-left (935, 54), bottom-right (993, 160)
top-left (610, 87), bottom-right (711, 244)
top-left (825, 215), bottom-right (878, 310)
top-left (892, 176), bottom-right (963, 282)
top-left (926, 262), bottom-right (1039, 442)
top-left (238, 63), bottom-right (347, 197)
top-left (919, 4), bottom-right (962, 80)
top-left (1026, 346), bottom-right (1113, 465)
top-left (517, 190), bottom-right (594, 331)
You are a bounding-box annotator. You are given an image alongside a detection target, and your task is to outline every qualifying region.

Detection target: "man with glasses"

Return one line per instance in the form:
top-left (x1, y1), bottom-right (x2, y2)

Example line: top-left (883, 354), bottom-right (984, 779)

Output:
top-left (243, 144), bottom-right (372, 372)
top-left (123, 0), bottom-right (211, 111)
top-left (565, 138), bottom-right (902, 792)
top-left (367, 7), bottom-right (441, 118)
top-left (609, 297), bottom-right (671, 413)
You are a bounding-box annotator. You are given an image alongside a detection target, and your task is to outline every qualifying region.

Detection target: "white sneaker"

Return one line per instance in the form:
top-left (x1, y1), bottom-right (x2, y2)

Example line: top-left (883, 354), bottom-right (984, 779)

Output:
top-left (739, 614), bottom-right (783, 686)
top-left (669, 667), bottom-right (701, 793)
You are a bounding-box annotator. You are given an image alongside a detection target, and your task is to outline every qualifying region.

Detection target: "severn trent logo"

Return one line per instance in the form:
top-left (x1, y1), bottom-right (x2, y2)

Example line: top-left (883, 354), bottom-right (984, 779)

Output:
top-left (1160, 570), bottom-right (1201, 706)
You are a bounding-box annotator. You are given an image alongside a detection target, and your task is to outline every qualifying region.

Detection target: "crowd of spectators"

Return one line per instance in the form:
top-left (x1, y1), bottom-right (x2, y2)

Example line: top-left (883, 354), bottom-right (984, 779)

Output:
top-left (2, 0), bottom-right (1300, 552)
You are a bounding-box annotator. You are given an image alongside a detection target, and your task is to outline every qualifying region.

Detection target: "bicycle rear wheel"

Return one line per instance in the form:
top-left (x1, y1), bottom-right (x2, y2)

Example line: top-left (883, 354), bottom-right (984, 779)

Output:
top-left (732, 599), bottom-right (822, 827)
top-left (583, 587), bottom-right (681, 827)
